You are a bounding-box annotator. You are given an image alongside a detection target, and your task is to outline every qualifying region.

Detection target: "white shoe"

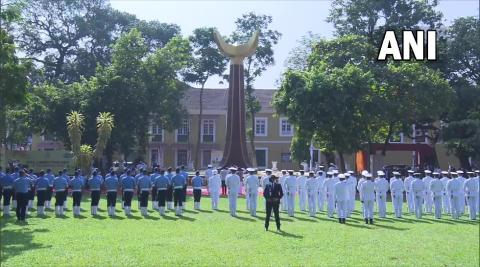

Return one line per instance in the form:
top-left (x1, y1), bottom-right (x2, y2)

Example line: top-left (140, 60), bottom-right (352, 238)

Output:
top-left (12, 200), bottom-right (17, 209)
top-left (3, 205), bottom-right (10, 216)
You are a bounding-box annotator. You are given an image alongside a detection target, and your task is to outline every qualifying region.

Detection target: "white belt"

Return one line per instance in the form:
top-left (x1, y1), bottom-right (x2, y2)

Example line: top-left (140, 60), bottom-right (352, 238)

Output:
top-left (174, 186), bottom-right (183, 189)
top-left (72, 190), bottom-right (81, 192)
top-left (193, 187), bottom-right (202, 190)
top-left (157, 188), bottom-right (166, 191)
top-left (107, 190), bottom-right (117, 192)
top-left (56, 190), bottom-right (65, 192)
top-left (123, 189), bottom-right (134, 192)
top-left (3, 186), bottom-right (12, 189)
top-left (37, 188), bottom-right (47, 190)
top-left (141, 189), bottom-right (150, 192)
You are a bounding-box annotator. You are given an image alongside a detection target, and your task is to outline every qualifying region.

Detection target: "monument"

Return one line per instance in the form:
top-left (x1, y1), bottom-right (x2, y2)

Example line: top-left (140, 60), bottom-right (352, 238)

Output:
top-left (214, 30), bottom-right (259, 168)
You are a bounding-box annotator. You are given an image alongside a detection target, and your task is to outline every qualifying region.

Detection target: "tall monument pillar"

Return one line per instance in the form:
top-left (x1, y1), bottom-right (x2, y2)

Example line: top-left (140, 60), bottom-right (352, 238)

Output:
top-left (214, 30), bottom-right (259, 168)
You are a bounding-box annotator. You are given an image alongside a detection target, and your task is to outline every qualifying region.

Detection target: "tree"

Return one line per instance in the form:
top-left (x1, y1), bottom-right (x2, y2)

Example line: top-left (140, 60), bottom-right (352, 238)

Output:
top-left (0, 1), bottom-right (32, 168)
top-left (284, 32), bottom-right (322, 71)
top-left (327, 0), bottom-right (442, 45)
top-left (182, 27), bottom-right (228, 169)
top-left (441, 17), bottom-right (480, 168)
top-left (230, 12), bottom-right (281, 166)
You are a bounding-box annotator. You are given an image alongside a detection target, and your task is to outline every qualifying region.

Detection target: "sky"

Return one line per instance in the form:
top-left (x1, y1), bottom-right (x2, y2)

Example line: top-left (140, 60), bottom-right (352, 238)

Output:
top-left (110, 0), bottom-right (479, 89)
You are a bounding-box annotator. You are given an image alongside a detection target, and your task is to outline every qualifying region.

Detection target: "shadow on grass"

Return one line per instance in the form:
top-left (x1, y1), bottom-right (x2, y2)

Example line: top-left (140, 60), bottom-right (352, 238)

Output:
top-left (198, 209), bottom-right (213, 213)
top-left (178, 215), bottom-right (196, 222)
top-left (215, 209), bottom-right (229, 213)
top-left (271, 230), bottom-right (303, 239)
top-left (73, 214), bottom-right (88, 219)
top-left (233, 216), bottom-right (256, 222)
top-left (295, 216), bottom-right (317, 222)
top-left (161, 215), bottom-right (179, 221)
top-left (92, 214), bottom-right (107, 220)
top-left (183, 209), bottom-right (199, 214)
top-left (422, 217), bottom-right (454, 224)
top-left (374, 223), bottom-right (409, 231)
top-left (126, 215), bottom-right (143, 220)
top-left (345, 222), bottom-right (371, 229)
top-left (0, 225), bottom-right (52, 262)
top-left (143, 214), bottom-right (159, 220)
top-left (443, 218), bottom-right (479, 225)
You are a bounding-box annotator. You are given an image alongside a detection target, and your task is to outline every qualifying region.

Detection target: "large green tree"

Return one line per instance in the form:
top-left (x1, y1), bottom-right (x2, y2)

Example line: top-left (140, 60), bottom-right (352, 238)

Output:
top-left (182, 27), bottom-right (228, 169)
top-left (230, 12), bottom-right (281, 165)
top-left (441, 17), bottom-right (480, 168)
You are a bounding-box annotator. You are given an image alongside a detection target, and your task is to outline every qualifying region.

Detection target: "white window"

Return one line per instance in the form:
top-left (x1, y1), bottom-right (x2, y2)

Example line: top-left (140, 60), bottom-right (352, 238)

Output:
top-left (176, 119), bottom-right (189, 143)
top-left (202, 119), bottom-right (215, 143)
top-left (255, 148), bottom-right (268, 168)
top-left (151, 124), bottom-right (163, 142)
top-left (280, 118), bottom-right (294, 136)
top-left (255, 117), bottom-right (267, 137)
top-left (389, 133), bottom-right (404, 143)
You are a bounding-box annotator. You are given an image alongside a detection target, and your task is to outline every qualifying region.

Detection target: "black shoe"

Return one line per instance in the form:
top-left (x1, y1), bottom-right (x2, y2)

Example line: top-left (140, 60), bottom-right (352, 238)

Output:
top-left (342, 218), bottom-right (346, 224)
top-left (277, 227), bottom-right (281, 231)
top-left (265, 226), bottom-right (268, 231)
top-left (369, 219), bottom-right (374, 224)
top-left (365, 218), bottom-right (369, 224)
top-left (338, 218), bottom-right (342, 223)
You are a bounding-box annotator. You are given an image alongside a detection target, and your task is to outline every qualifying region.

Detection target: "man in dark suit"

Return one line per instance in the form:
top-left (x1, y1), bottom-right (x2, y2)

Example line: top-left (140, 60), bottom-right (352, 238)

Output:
top-left (264, 175), bottom-right (284, 231)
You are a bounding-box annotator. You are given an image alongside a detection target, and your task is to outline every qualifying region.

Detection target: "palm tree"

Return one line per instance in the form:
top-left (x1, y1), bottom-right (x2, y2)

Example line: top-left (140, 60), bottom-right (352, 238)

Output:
top-left (66, 111), bottom-right (84, 155)
top-left (94, 112), bottom-right (114, 160)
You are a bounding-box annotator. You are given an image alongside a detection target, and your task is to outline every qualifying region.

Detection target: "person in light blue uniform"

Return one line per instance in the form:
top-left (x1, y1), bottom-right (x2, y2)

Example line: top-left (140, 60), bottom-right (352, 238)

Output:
top-left (105, 171), bottom-right (119, 216)
top-left (137, 170), bottom-right (151, 216)
top-left (165, 167), bottom-right (174, 209)
top-left (171, 168), bottom-right (186, 216)
top-left (44, 169), bottom-right (55, 209)
top-left (13, 170), bottom-right (30, 223)
top-left (1, 168), bottom-right (15, 216)
top-left (135, 168), bottom-right (143, 209)
top-left (154, 169), bottom-right (169, 216)
top-left (180, 166), bottom-right (189, 206)
top-left (150, 168), bottom-right (160, 210)
top-left (10, 167), bottom-right (19, 209)
top-left (120, 170), bottom-right (127, 209)
top-left (70, 171), bottom-right (84, 216)
top-left (61, 169), bottom-right (70, 210)
top-left (35, 170), bottom-right (50, 216)
top-left (26, 169), bottom-right (37, 210)
top-left (88, 170), bottom-right (103, 215)
top-left (121, 170), bottom-right (135, 216)
top-left (191, 171), bottom-right (203, 210)
top-left (53, 171), bottom-right (68, 215)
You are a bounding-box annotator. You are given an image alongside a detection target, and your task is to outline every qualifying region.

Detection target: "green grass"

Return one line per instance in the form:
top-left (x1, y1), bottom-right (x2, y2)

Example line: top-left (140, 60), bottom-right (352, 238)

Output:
top-left (1, 196), bottom-right (478, 267)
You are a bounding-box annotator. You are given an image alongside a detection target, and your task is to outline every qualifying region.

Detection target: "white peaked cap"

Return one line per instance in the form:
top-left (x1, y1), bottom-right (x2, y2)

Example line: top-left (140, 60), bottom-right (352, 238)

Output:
top-left (265, 169), bottom-right (272, 172)
top-left (377, 171), bottom-right (385, 176)
top-left (450, 171), bottom-right (457, 175)
top-left (441, 171), bottom-right (448, 174)
top-left (246, 168), bottom-right (256, 172)
top-left (392, 171), bottom-right (400, 175)
top-left (213, 170), bottom-right (218, 174)
top-left (456, 170), bottom-right (464, 174)
top-left (338, 174), bottom-right (345, 179)
top-left (229, 167), bottom-right (237, 171)
top-left (365, 173), bottom-right (372, 178)
top-left (407, 170), bottom-right (414, 173)
top-left (361, 170), bottom-right (369, 176)
top-left (207, 164), bottom-right (212, 168)
top-left (333, 170), bottom-right (339, 174)
top-left (424, 170), bottom-right (432, 174)
top-left (347, 171), bottom-right (354, 174)
top-left (432, 172), bottom-right (439, 175)
top-left (344, 173), bottom-right (351, 177)
top-left (327, 171), bottom-right (333, 175)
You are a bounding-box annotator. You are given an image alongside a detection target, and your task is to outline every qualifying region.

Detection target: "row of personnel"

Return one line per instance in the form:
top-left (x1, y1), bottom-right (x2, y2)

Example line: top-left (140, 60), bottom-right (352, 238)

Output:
top-left (1, 166), bottom-right (479, 224)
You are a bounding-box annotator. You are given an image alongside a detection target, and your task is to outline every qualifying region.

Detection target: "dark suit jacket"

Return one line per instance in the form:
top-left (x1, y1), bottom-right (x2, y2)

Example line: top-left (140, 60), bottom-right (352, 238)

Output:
top-left (263, 182), bottom-right (284, 203)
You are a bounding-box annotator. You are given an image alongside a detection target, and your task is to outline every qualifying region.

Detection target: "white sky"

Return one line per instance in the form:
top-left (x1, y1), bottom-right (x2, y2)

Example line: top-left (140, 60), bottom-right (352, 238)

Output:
top-left (110, 0), bottom-right (479, 89)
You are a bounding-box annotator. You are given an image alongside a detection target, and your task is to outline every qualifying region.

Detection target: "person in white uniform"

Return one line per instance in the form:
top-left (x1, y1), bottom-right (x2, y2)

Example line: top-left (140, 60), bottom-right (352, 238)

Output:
top-left (446, 172), bottom-right (462, 219)
top-left (285, 170), bottom-right (297, 217)
top-left (474, 170), bottom-right (480, 216)
top-left (440, 171), bottom-right (451, 214)
top-left (225, 167), bottom-right (240, 217)
top-left (316, 170), bottom-right (325, 212)
top-left (345, 171), bottom-right (356, 217)
top-left (423, 170), bottom-right (434, 213)
top-left (297, 170), bottom-right (307, 211)
top-left (412, 173), bottom-right (426, 219)
top-left (429, 172), bottom-right (444, 219)
top-left (374, 171), bottom-right (389, 218)
top-left (404, 170), bottom-right (415, 213)
top-left (360, 173), bottom-right (375, 224)
top-left (208, 169), bottom-right (221, 210)
top-left (357, 171), bottom-right (368, 218)
top-left (389, 172), bottom-right (404, 218)
top-left (279, 170), bottom-right (288, 211)
top-left (456, 170), bottom-right (467, 215)
top-left (305, 171), bottom-right (317, 217)
top-left (334, 173), bottom-right (349, 223)
top-left (244, 168), bottom-right (259, 216)
top-left (323, 171), bottom-right (336, 218)
top-left (464, 171), bottom-right (479, 220)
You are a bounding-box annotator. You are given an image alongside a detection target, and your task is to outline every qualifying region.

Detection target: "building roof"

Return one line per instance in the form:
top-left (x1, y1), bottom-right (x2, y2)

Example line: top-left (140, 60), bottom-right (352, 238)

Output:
top-left (183, 88), bottom-right (277, 114)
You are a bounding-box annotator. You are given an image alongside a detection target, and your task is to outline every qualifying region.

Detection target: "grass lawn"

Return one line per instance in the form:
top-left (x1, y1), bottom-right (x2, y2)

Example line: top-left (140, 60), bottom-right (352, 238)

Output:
top-left (1, 195), bottom-right (479, 267)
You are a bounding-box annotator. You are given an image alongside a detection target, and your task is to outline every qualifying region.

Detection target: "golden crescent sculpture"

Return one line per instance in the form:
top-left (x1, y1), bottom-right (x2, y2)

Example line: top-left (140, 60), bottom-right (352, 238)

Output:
top-left (214, 30), bottom-right (260, 64)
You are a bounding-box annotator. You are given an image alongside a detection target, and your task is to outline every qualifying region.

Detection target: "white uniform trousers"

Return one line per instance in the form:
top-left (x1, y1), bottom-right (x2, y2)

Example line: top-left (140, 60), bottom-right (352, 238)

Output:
top-left (245, 190), bottom-right (250, 211)
top-left (298, 189), bottom-right (307, 211)
top-left (459, 195), bottom-right (466, 215)
top-left (450, 195), bottom-right (461, 219)
top-left (210, 191), bottom-right (220, 210)
top-left (363, 200), bottom-right (374, 219)
top-left (414, 194), bottom-right (424, 219)
top-left (286, 191), bottom-right (295, 216)
top-left (248, 191), bottom-right (258, 216)
top-left (347, 190), bottom-right (355, 216)
top-left (442, 192), bottom-right (451, 214)
top-left (467, 195), bottom-right (477, 220)
top-left (317, 191), bottom-right (325, 212)
top-left (336, 200), bottom-right (346, 219)
top-left (228, 190), bottom-right (238, 216)
top-left (433, 195), bottom-right (442, 219)
top-left (307, 192), bottom-right (316, 217)
top-left (376, 192), bottom-right (387, 218)
top-left (280, 186), bottom-right (287, 211)
top-left (326, 193), bottom-right (335, 218)
top-left (406, 191), bottom-right (414, 213)
top-left (424, 191), bottom-right (433, 213)
top-left (391, 191), bottom-right (403, 217)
